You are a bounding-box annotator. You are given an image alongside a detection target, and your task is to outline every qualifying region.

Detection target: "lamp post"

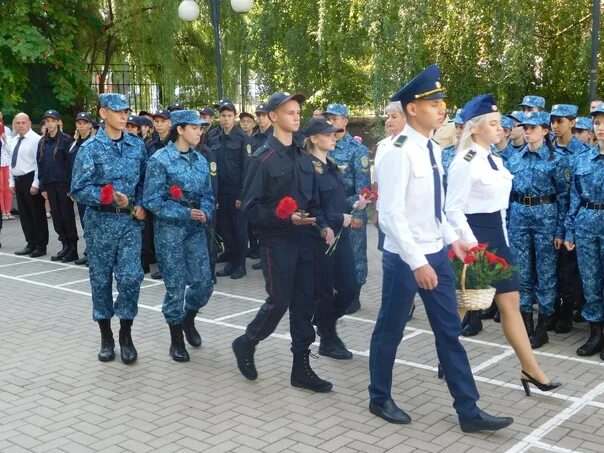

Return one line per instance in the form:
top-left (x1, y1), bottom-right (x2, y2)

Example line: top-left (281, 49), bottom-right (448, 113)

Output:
top-left (178, 0), bottom-right (254, 100)
top-left (588, 0), bottom-right (601, 103)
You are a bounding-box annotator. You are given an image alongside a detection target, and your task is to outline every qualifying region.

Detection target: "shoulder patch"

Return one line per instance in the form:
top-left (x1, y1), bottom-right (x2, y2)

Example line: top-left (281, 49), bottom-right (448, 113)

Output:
top-left (246, 144), bottom-right (252, 155)
top-left (210, 161), bottom-right (217, 176)
top-left (463, 150), bottom-right (477, 162)
top-left (393, 135), bottom-right (407, 148)
top-left (360, 155), bottom-right (369, 168)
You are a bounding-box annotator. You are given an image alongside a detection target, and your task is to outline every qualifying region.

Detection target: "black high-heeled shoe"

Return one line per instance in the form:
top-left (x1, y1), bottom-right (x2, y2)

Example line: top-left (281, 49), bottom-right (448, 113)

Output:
top-left (437, 363), bottom-right (444, 380)
top-left (520, 370), bottom-right (562, 396)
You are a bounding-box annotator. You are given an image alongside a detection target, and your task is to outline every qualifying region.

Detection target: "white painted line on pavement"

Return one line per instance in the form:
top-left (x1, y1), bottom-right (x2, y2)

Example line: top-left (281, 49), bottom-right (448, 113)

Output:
top-left (15, 267), bottom-right (72, 278)
top-left (505, 381), bottom-right (604, 453)
top-left (531, 441), bottom-right (582, 453)
top-left (472, 349), bottom-right (516, 374)
top-left (56, 278), bottom-right (91, 287)
top-left (214, 308), bottom-right (262, 321)
top-left (0, 260), bottom-right (34, 269)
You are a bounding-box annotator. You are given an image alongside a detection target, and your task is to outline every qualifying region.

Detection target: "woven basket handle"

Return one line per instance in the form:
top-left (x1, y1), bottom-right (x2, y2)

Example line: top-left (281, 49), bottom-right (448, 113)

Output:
top-left (460, 264), bottom-right (468, 294)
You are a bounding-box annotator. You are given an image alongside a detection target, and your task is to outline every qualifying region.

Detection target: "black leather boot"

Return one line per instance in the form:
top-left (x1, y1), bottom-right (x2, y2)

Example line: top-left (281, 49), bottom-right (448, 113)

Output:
top-left (576, 322), bottom-right (604, 356)
top-left (97, 319), bottom-right (115, 362)
top-left (232, 335), bottom-right (257, 380)
top-left (61, 243), bottom-right (79, 263)
top-left (230, 265), bottom-right (247, 280)
top-left (521, 311), bottom-right (534, 336)
top-left (51, 242), bottom-right (68, 261)
top-left (169, 323), bottom-right (189, 362)
top-left (291, 350), bottom-right (333, 392)
top-left (554, 299), bottom-right (574, 334)
top-left (529, 314), bottom-right (551, 349)
top-left (318, 324), bottom-right (353, 360)
top-left (182, 309), bottom-right (201, 347)
top-left (479, 301), bottom-right (498, 319)
top-left (216, 262), bottom-right (235, 277)
top-left (462, 311), bottom-right (483, 337)
top-left (119, 319), bottom-right (137, 364)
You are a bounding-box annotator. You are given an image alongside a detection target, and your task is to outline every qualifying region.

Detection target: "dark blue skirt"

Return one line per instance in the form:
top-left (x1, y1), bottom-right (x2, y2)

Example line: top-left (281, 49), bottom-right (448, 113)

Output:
top-left (466, 212), bottom-right (520, 295)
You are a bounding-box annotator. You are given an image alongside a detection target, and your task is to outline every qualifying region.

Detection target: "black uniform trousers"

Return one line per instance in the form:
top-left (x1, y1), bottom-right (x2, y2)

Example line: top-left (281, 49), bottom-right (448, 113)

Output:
top-left (314, 229), bottom-right (356, 327)
top-left (217, 192), bottom-right (247, 267)
top-left (245, 234), bottom-right (316, 354)
top-left (46, 181), bottom-right (78, 244)
top-left (14, 172), bottom-right (48, 249)
top-left (141, 214), bottom-right (156, 267)
top-left (557, 248), bottom-right (584, 308)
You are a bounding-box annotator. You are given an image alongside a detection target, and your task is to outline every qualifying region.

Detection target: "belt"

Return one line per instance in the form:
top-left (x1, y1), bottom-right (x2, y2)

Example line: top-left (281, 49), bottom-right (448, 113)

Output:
top-left (90, 205), bottom-right (132, 214)
top-left (13, 171), bottom-right (35, 180)
top-left (512, 194), bottom-right (556, 206)
top-left (581, 200), bottom-right (604, 210)
top-left (175, 199), bottom-right (199, 209)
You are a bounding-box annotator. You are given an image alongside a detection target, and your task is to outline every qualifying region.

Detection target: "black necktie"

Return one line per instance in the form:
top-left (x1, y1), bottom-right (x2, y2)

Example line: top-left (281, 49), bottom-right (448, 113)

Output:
top-left (427, 140), bottom-right (442, 223)
top-left (11, 136), bottom-right (24, 169)
top-left (487, 154), bottom-right (499, 171)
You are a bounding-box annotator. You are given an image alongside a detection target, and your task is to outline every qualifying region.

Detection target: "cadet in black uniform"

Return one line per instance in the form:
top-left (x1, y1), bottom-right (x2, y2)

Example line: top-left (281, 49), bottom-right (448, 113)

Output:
top-left (37, 110), bottom-right (78, 262)
top-left (232, 91), bottom-right (335, 392)
top-left (303, 117), bottom-right (369, 360)
top-left (206, 100), bottom-right (249, 279)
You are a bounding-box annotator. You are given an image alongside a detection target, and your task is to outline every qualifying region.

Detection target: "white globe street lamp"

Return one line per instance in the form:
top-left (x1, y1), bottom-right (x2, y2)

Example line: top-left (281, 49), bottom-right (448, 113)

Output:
top-left (230, 0), bottom-right (254, 13)
top-left (178, 0), bottom-right (200, 21)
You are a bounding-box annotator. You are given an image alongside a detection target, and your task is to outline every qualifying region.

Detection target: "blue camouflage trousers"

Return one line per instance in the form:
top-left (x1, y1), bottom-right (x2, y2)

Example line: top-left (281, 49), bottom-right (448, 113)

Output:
top-left (85, 210), bottom-right (144, 321)
top-left (349, 224), bottom-right (368, 286)
top-left (509, 203), bottom-right (558, 316)
top-left (574, 209), bottom-right (604, 323)
top-left (155, 221), bottom-right (214, 325)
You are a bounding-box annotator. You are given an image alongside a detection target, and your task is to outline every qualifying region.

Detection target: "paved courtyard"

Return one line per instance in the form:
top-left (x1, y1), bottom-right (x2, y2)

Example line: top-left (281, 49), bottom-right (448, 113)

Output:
top-left (0, 216), bottom-right (603, 453)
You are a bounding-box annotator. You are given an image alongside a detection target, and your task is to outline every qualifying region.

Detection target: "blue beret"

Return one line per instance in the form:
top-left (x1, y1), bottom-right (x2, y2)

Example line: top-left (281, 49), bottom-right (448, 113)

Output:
top-left (322, 103), bottom-right (349, 117)
top-left (42, 109), bottom-right (61, 120)
top-left (506, 110), bottom-right (525, 123)
top-left (500, 116), bottom-right (513, 129)
top-left (170, 109), bottom-right (209, 126)
top-left (460, 94), bottom-right (498, 123)
top-left (519, 111), bottom-right (551, 127)
top-left (99, 93), bottom-right (131, 111)
top-left (519, 95), bottom-right (545, 109)
top-left (391, 64), bottom-right (446, 105)
top-left (75, 112), bottom-right (92, 123)
top-left (590, 104), bottom-right (604, 116)
top-left (575, 116), bottom-right (593, 130)
top-left (451, 109), bottom-right (464, 125)
top-left (551, 104), bottom-right (578, 118)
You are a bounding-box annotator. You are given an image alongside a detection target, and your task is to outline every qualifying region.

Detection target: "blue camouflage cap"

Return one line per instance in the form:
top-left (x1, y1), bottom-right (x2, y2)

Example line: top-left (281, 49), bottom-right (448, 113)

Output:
top-left (519, 95), bottom-right (546, 109)
top-left (460, 94), bottom-right (498, 123)
top-left (322, 103), bottom-right (349, 117)
top-left (451, 109), bottom-right (464, 125)
top-left (506, 110), bottom-right (525, 123)
top-left (519, 111), bottom-right (550, 127)
top-left (550, 104), bottom-right (579, 118)
top-left (42, 109), bottom-right (61, 120)
top-left (500, 116), bottom-right (513, 129)
top-left (590, 104), bottom-right (604, 116)
top-left (99, 93), bottom-right (131, 111)
top-left (575, 116), bottom-right (593, 130)
top-left (170, 109), bottom-right (209, 126)
top-left (391, 64), bottom-right (446, 105)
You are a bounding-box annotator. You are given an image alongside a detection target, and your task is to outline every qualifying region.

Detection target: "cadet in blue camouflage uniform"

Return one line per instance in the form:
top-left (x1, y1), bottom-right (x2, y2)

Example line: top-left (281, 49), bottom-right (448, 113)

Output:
top-left (519, 95), bottom-right (546, 113)
top-left (500, 111), bottom-right (526, 163)
top-left (71, 93), bottom-right (147, 364)
top-left (322, 104), bottom-right (370, 314)
top-left (441, 109), bottom-right (464, 179)
top-left (574, 116), bottom-right (594, 148)
top-left (564, 104), bottom-right (604, 360)
top-left (143, 110), bottom-right (215, 362)
top-left (550, 104), bottom-right (589, 333)
top-left (507, 111), bottom-right (569, 349)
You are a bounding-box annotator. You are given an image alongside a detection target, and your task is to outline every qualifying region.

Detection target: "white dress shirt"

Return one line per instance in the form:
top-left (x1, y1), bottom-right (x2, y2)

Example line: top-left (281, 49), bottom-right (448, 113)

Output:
top-left (377, 124), bottom-right (458, 270)
top-left (8, 129), bottom-right (42, 188)
top-left (1, 134), bottom-right (11, 167)
top-left (372, 134), bottom-right (394, 185)
top-left (445, 143), bottom-right (513, 244)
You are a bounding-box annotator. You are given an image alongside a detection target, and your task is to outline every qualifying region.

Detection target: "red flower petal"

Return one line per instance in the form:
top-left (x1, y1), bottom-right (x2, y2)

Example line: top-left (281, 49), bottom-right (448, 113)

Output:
top-left (100, 183), bottom-right (114, 205)
top-left (169, 184), bottom-right (184, 200)
top-left (463, 253), bottom-right (476, 265)
top-left (276, 196), bottom-right (299, 220)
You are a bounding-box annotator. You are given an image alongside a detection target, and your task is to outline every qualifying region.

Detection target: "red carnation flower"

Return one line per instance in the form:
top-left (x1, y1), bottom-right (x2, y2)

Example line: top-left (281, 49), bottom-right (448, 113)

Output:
top-left (360, 187), bottom-right (378, 202)
top-left (485, 251), bottom-right (498, 264)
top-left (169, 184), bottom-right (184, 200)
top-left (276, 196), bottom-right (298, 221)
top-left (496, 256), bottom-right (509, 270)
top-left (447, 248), bottom-right (456, 260)
top-left (463, 253), bottom-right (476, 265)
top-left (470, 243), bottom-right (488, 252)
top-left (100, 183), bottom-right (115, 205)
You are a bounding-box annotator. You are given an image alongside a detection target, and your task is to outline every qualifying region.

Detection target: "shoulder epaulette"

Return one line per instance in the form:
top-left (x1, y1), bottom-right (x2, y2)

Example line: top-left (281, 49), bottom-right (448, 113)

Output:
top-left (463, 150), bottom-right (477, 162)
top-left (393, 135), bottom-right (407, 148)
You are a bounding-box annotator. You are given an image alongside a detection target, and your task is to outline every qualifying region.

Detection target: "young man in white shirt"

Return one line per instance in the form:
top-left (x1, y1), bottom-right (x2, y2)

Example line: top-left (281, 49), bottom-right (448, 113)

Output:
top-left (369, 65), bottom-right (514, 433)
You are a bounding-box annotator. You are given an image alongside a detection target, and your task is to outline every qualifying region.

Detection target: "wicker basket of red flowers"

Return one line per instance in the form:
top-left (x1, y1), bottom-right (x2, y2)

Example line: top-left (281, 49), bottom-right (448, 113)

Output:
top-left (448, 243), bottom-right (515, 311)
